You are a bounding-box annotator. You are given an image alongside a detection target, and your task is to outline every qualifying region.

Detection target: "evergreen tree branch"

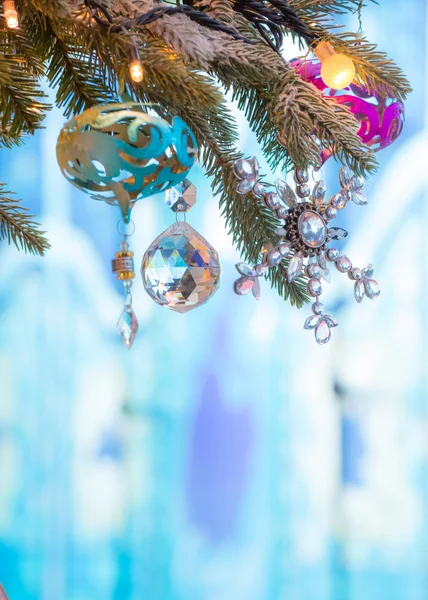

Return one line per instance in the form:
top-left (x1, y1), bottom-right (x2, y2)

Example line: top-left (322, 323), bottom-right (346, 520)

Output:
top-left (0, 186), bottom-right (50, 255)
top-left (0, 31), bottom-right (50, 139)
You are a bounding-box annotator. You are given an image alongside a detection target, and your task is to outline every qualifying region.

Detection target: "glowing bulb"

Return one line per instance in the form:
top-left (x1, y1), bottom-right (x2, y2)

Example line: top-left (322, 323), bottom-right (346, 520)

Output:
top-left (129, 60), bottom-right (144, 83)
top-left (314, 41), bottom-right (355, 90)
top-left (321, 54), bottom-right (355, 90)
top-left (3, 1), bottom-right (18, 28)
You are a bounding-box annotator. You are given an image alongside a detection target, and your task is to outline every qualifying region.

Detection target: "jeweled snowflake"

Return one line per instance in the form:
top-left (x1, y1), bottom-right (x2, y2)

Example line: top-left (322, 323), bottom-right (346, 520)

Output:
top-left (233, 158), bottom-right (380, 345)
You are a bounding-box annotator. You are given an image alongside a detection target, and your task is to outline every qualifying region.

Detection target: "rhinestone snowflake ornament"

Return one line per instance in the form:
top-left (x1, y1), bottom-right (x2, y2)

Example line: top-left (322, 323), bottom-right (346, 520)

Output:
top-left (233, 158), bottom-right (380, 345)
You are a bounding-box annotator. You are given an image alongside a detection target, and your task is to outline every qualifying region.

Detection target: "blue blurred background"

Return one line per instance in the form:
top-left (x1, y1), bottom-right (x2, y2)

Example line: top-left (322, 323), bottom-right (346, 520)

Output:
top-left (0, 1), bottom-right (427, 598)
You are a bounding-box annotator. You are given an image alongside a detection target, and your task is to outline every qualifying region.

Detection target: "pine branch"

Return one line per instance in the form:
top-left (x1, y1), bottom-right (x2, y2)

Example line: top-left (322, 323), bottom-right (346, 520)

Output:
top-left (0, 31), bottom-right (50, 139)
top-left (0, 186), bottom-right (50, 255)
top-left (22, 11), bottom-right (115, 116)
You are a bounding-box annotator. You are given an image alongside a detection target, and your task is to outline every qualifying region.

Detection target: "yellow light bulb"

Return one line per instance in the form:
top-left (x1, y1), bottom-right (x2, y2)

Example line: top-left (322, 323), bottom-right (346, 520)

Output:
top-left (3, 1), bottom-right (18, 28)
top-left (321, 53), bottom-right (355, 90)
top-left (129, 60), bottom-right (144, 83)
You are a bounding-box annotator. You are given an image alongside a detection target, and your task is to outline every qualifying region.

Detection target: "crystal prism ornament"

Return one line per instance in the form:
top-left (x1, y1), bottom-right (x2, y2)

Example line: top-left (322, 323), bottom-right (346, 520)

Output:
top-left (117, 306), bottom-right (139, 349)
top-left (142, 221), bottom-right (221, 313)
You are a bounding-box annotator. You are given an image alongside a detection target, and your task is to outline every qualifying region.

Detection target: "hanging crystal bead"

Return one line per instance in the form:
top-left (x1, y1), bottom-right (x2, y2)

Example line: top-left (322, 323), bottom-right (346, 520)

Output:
top-left (142, 221), bottom-right (221, 313)
top-left (117, 304), bottom-right (139, 349)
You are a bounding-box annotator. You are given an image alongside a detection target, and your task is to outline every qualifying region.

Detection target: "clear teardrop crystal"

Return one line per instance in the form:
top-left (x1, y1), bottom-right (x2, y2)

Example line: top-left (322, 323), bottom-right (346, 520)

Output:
top-left (287, 252), bottom-right (303, 282)
top-left (312, 180), bottom-right (326, 207)
top-left (328, 227), bottom-right (348, 241)
top-left (364, 279), bottom-right (380, 299)
top-left (354, 279), bottom-right (365, 303)
top-left (317, 254), bottom-right (327, 270)
top-left (237, 178), bottom-right (255, 194)
top-left (276, 179), bottom-right (297, 208)
top-left (362, 265), bottom-right (374, 279)
top-left (304, 315), bottom-right (320, 330)
top-left (339, 167), bottom-right (352, 189)
top-left (315, 320), bottom-right (331, 345)
top-left (250, 157), bottom-right (260, 177)
top-left (335, 255), bottom-right (352, 272)
top-left (324, 315), bottom-right (338, 328)
top-left (350, 175), bottom-right (364, 191)
top-left (252, 277), bottom-right (261, 300)
top-left (236, 262), bottom-right (257, 277)
top-left (322, 267), bottom-right (331, 283)
top-left (351, 191), bottom-right (368, 206)
top-left (331, 193), bottom-right (346, 209)
top-left (117, 306), bottom-right (139, 349)
top-left (234, 159), bottom-right (254, 179)
top-left (234, 277), bottom-right (254, 296)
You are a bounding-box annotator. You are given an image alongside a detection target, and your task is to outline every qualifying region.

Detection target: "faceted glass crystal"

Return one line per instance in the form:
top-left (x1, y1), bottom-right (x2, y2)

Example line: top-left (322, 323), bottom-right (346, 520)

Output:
top-left (287, 252), bottom-right (303, 282)
top-left (298, 210), bottom-right (327, 248)
top-left (315, 320), bottom-right (331, 345)
top-left (276, 179), bottom-right (297, 208)
top-left (142, 221), bottom-right (221, 313)
top-left (117, 306), bottom-right (139, 349)
top-left (165, 179), bottom-right (196, 212)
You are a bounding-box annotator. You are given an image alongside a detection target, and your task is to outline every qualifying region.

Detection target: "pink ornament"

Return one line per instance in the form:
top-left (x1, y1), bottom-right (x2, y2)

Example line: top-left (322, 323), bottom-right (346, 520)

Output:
top-left (291, 59), bottom-right (405, 165)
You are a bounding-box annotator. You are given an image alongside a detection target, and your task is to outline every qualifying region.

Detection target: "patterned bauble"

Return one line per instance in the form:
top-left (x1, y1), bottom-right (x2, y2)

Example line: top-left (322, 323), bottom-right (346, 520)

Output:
top-left (56, 102), bottom-right (198, 222)
top-left (141, 221), bottom-right (221, 313)
top-left (291, 59), bottom-right (405, 165)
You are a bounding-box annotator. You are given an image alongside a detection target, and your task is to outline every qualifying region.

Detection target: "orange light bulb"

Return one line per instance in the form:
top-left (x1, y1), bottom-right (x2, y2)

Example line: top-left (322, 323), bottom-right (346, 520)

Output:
top-left (129, 60), bottom-right (144, 83)
top-left (321, 54), bottom-right (355, 90)
top-left (3, 0), bottom-right (18, 28)
top-left (315, 41), bottom-right (355, 90)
